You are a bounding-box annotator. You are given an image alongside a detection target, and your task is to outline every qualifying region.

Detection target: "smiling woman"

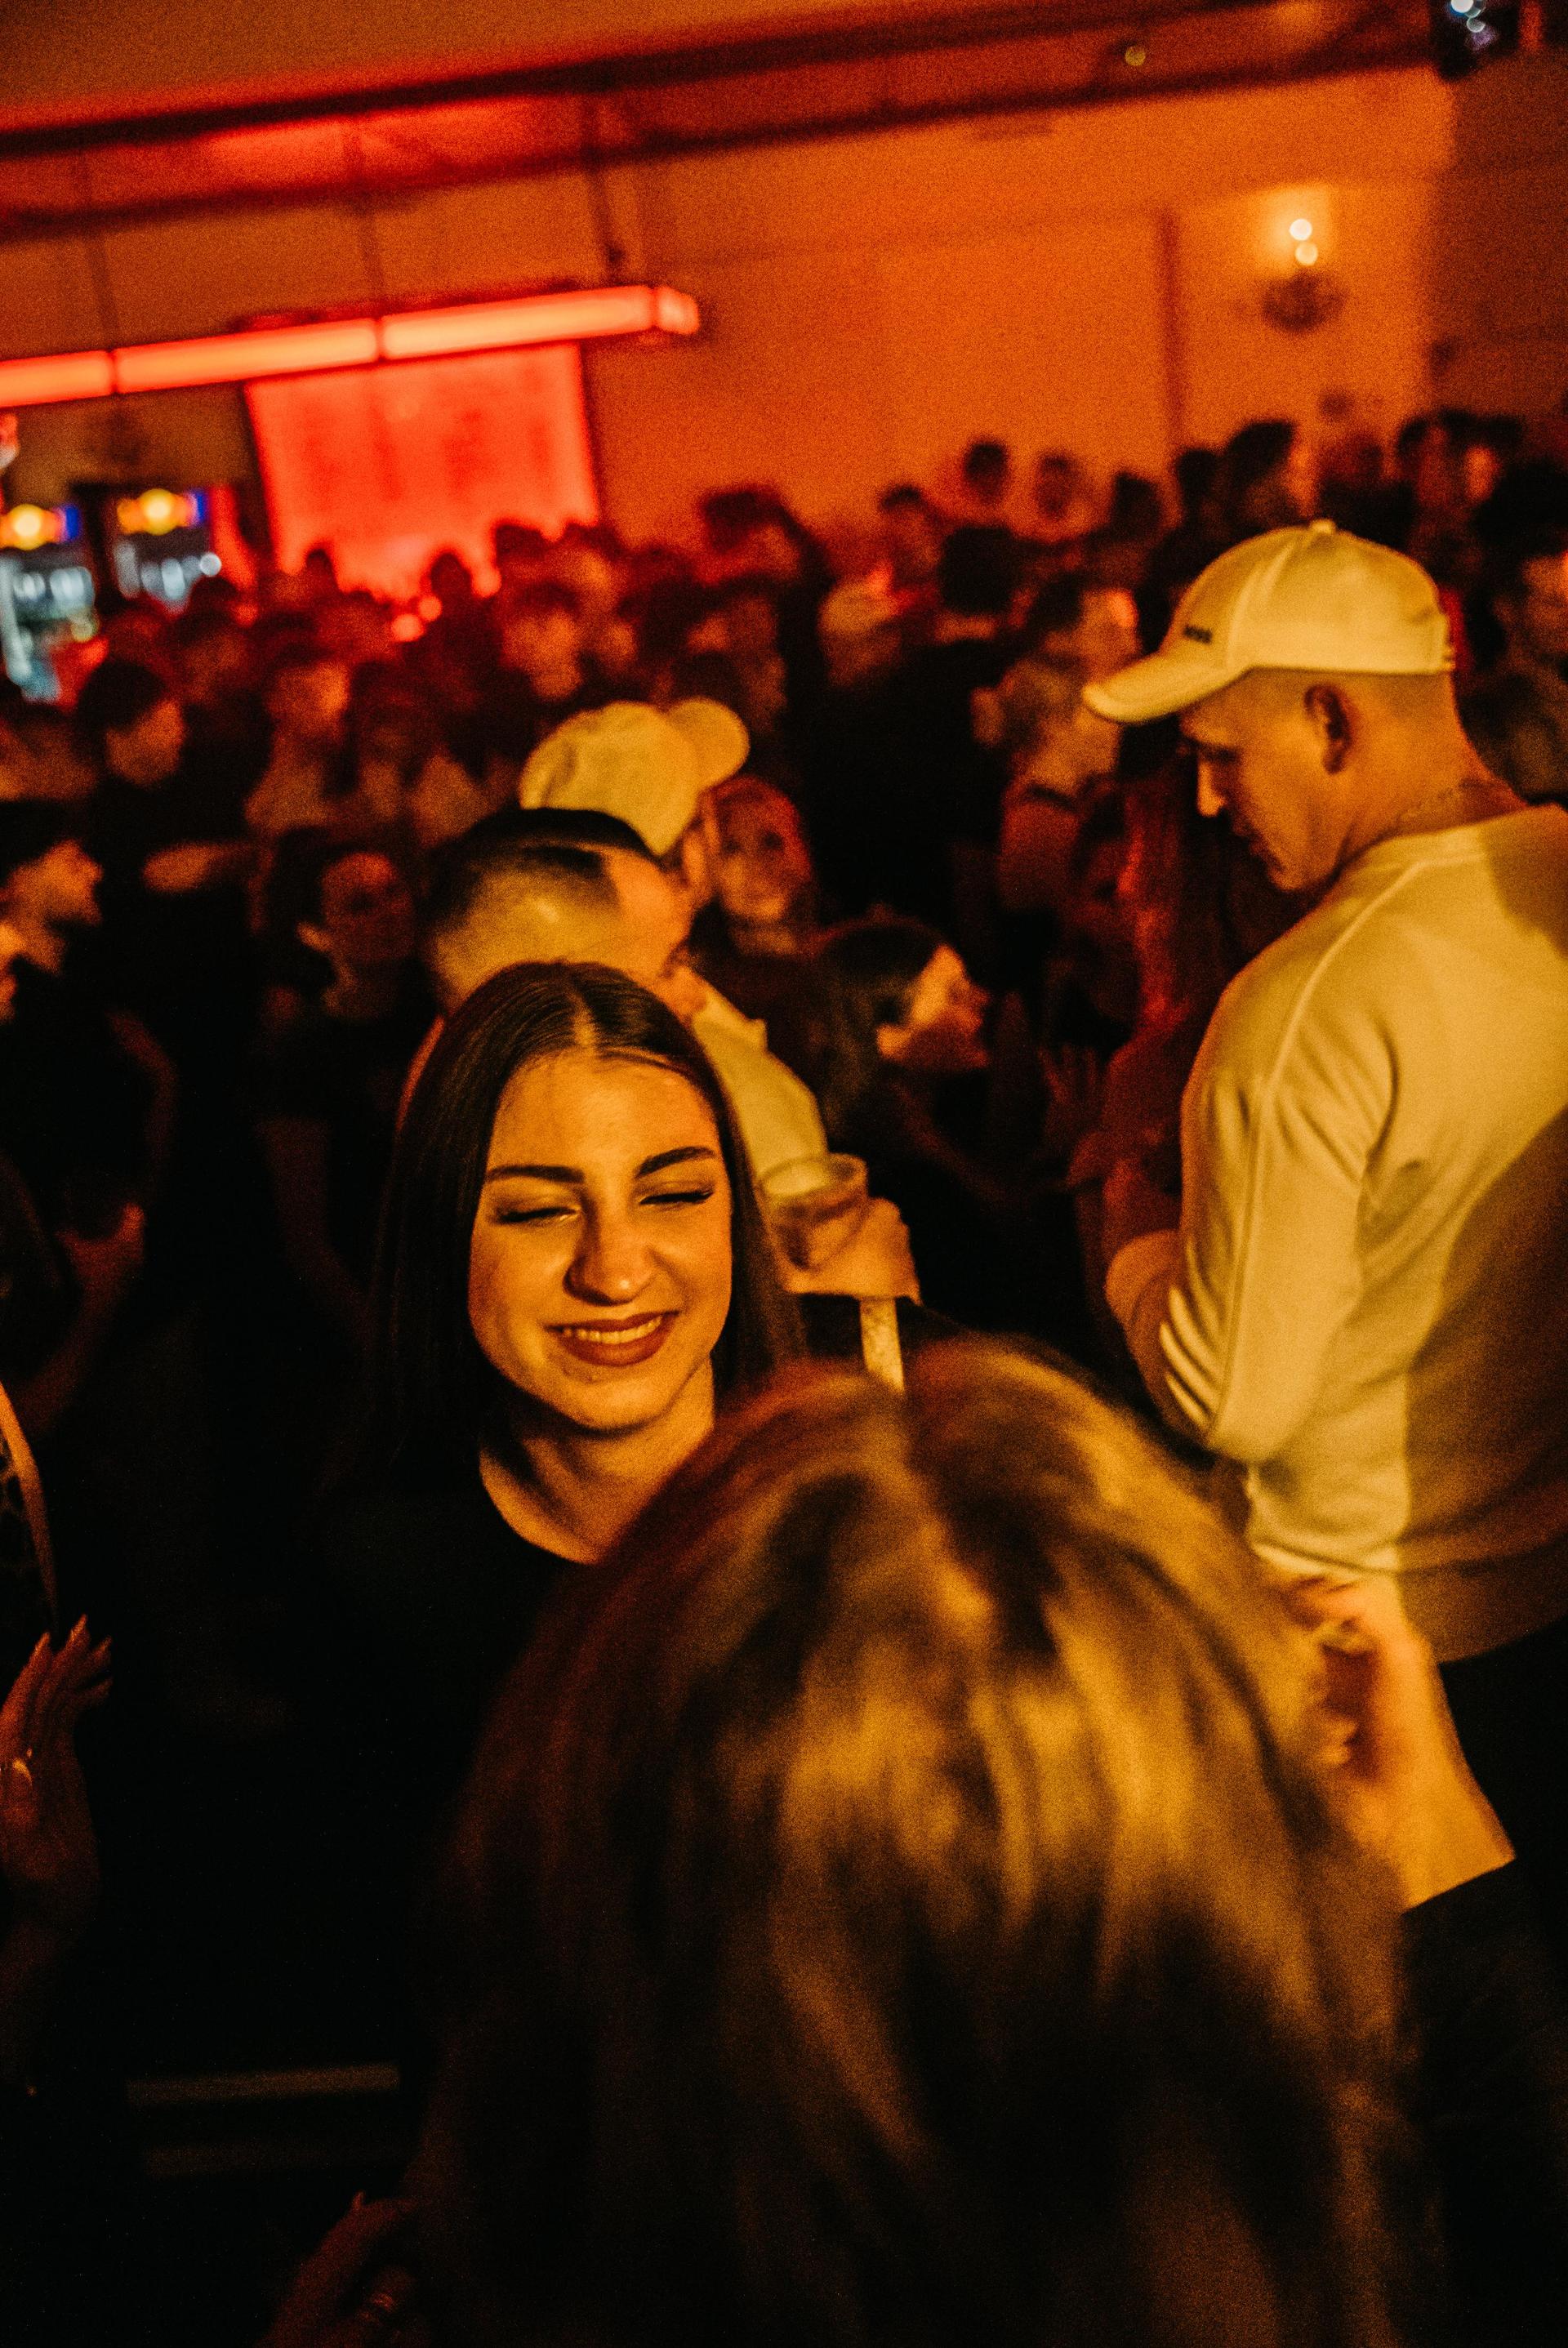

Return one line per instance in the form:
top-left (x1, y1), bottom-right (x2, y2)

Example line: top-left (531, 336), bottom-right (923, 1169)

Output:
top-left (312, 964), bottom-right (804, 2011)
top-left (369, 961), bottom-right (799, 1511)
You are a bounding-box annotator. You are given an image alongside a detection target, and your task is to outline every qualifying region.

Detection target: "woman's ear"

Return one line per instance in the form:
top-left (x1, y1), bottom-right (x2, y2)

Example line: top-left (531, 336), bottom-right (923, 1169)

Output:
top-left (298, 920), bottom-right (332, 960)
top-left (876, 1019), bottom-right (911, 1064)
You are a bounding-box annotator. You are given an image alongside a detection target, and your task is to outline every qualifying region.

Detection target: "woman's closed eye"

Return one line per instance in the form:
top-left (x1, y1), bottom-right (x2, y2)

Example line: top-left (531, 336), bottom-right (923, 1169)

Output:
top-left (490, 1185), bottom-right (716, 1224)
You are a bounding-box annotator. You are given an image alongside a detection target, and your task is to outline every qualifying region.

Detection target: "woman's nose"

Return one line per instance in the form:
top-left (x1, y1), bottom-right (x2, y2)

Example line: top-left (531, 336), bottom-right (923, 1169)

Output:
top-left (566, 1210), bottom-right (653, 1303)
top-left (1195, 771), bottom-right (1227, 820)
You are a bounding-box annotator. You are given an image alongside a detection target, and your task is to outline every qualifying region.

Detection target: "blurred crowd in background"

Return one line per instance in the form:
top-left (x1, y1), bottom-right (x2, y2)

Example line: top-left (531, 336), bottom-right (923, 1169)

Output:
top-left (0, 395), bottom-right (1565, 2341)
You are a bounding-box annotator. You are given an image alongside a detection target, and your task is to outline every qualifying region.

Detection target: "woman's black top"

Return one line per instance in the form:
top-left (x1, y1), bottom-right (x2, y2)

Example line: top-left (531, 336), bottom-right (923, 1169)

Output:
top-left (315, 1299), bottom-right (953, 1947)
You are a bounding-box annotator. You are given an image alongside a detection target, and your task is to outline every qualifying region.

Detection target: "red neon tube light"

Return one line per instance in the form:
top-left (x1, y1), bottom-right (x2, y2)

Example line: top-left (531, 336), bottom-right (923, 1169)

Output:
top-left (114, 319), bottom-right (381, 394)
top-left (0, 284), bottom-right (699, 408)
top-left (0, 351), bottom-right (117, 405)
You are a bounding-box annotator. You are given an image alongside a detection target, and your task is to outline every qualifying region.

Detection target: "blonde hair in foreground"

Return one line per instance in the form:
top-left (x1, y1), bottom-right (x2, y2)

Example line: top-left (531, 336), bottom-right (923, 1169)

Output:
top-left (426, 1343), bottom-right (1415, 2348)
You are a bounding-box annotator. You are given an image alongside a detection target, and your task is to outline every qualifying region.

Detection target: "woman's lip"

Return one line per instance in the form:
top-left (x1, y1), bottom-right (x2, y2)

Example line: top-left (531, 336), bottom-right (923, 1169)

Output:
top-left (549, 1312), bottom-right (676, 1369)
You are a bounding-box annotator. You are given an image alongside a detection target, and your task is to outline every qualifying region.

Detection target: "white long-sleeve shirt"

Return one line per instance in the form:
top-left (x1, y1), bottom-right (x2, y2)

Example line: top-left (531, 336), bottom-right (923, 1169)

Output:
top-left (691, 983), bottom-right (827, 1183)
top-left (1107, 807), bottom-right (1568, 1662)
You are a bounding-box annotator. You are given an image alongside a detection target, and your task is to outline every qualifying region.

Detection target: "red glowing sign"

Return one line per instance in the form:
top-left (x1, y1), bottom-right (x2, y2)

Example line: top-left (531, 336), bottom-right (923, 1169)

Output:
top-left (247, 344), bottom-right (599, 600)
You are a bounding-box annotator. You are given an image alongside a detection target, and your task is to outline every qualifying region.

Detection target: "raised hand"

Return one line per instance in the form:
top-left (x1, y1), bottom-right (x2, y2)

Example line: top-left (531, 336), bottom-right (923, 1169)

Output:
top-left (0, 1618), bottom-right (111, 1943)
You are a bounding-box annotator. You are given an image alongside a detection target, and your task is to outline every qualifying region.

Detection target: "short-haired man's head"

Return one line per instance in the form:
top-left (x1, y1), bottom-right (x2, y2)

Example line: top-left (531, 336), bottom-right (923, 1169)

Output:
top-left (876, 481), bottom-right (931, 518)
top-left (1484, 529), bottom-right (1568, 667)
top-left (1214, 666), bottom-right (1456, 728)
top-left (421, 818), bottom-right (623, 1012)
top-left (960, 436), bottom-right (1011, 492)
top-left (1181, 666), bottom-right (1466, 898)
top-left (430, 1345), bottom-right (1404, 2348)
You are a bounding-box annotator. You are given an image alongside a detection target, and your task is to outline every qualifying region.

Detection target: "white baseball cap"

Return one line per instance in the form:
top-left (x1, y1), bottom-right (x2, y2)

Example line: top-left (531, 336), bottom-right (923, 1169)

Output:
top-left (1083, 520), bottom-right (1454, 724)
top-left (518, 697), bottom-right (749, 856)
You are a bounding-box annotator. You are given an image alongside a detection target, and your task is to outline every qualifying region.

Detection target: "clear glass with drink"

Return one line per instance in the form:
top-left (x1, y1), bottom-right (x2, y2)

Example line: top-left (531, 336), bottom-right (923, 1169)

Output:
top-left (761, 1153), bottom-right (870, 1273)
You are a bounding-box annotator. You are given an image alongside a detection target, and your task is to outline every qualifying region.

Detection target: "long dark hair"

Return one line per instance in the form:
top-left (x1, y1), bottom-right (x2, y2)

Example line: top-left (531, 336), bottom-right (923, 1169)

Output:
top-left (807, 916), bottom-right (943, 1144)
top-left (362, 961), bottom-right (802, 1481)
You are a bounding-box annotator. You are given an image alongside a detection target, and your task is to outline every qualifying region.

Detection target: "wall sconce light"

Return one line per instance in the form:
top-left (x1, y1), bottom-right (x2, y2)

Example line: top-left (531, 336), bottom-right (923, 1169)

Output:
top-left (1263, 213), bottom-right (1344, 332)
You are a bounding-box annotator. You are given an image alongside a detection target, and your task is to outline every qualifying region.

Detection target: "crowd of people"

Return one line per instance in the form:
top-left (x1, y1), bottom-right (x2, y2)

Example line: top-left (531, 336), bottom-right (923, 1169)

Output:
top-left (0, 399), bottom-right (1567, 2343)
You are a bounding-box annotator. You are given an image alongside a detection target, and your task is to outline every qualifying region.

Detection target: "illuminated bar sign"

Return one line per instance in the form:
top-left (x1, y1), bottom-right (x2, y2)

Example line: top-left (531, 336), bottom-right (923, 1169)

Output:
top-left (0, 286), bottom-right (700, 408)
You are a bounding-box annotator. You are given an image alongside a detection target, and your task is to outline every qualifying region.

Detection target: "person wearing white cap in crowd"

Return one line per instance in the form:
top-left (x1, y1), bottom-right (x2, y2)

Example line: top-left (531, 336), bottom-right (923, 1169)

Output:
top-left (514, 697), bottom-right (840, 1192)
top-left (519, 697), bottom-right (747, 907)
top-left (1085, 519), bottom-right (1568, 1949)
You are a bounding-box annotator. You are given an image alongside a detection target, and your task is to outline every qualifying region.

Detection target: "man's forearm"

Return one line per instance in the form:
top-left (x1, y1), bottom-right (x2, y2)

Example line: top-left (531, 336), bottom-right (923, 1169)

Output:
top-left (1104, 1229), bottom-right (1193, 1439)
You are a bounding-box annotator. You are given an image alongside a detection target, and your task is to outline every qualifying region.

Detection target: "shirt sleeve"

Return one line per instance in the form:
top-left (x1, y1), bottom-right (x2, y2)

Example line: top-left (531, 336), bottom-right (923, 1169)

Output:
top-left (1147, 969), bottom-right (1390, 1462)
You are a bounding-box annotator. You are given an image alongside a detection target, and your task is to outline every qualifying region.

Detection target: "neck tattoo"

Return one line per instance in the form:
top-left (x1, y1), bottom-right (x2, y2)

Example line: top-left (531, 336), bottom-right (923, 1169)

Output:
top-left (1386, 775), bottom-right (1521, 840)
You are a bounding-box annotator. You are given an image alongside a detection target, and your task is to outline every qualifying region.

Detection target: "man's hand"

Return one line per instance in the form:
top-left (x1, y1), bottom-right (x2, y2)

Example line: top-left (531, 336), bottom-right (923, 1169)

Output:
top-left (782, 1196), bottom-right (921, 1303)
top-left (1101, 1152), bottom-right (1179, 1262)
top-left (1281, 1573), bottom-right (1512, 1909)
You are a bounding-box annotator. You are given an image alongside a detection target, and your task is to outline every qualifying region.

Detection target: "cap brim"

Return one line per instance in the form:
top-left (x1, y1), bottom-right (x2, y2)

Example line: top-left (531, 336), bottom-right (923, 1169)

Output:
top-left (1083, 646), bottom-right (1245, 724)
top-left (666, 697), bottom-right (750, 789)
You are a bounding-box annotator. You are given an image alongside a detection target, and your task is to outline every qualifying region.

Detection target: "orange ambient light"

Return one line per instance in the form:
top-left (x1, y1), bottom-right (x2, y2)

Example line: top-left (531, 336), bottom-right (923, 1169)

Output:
top-left (0, 287), bottom-right (700, 410)
top-left (0, 503), bottom-right (67, 550)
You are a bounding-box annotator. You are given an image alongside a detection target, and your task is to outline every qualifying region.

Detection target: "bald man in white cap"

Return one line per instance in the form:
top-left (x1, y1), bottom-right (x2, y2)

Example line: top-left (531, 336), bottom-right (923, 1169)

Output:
top-left (1087, 521), bottom-right (1568, 1934)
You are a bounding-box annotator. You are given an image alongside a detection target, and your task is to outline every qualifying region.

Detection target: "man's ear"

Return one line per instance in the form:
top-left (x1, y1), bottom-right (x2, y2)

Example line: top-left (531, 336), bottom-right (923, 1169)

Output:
top-left (298, 920), bottom-right (332, 959)
top-left (876, 1018), bottom-right (911, 1064)
top-left (1303, 682), bottom-right (1354, 774)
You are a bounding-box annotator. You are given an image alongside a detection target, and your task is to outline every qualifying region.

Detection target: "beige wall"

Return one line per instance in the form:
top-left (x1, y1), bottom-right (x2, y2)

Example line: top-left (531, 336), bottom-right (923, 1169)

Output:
top-left (590, 52), bottom-right (1568, 537)
top-left (4, 54), bottom-right (1566, 540)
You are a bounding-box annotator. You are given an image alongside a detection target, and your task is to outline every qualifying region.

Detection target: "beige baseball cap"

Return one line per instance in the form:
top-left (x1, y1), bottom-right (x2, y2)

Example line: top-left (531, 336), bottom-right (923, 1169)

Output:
top-left (1084, 520), bottom-right (1454, 724)
top-left (518, 698), bottom-right (750, 856)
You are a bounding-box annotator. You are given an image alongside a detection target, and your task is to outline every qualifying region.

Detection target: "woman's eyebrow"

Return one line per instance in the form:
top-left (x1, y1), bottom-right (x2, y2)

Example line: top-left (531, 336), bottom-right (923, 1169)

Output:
top-left (480, 1147), bottom-right (717, 1185)
top-left (483, 1162), bottom-right (582, 1184)
top-left (638, 1147), bottom-right (719, 1176)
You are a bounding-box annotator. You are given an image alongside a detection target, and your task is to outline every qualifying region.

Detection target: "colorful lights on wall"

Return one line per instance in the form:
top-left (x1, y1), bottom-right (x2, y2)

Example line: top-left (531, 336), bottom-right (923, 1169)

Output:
top-left (0, 286), bottom-right (701, 411)
top-left (114, 488), bottom-right (207, 537)
top-left (0, 503), bottom-right (78, 551)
